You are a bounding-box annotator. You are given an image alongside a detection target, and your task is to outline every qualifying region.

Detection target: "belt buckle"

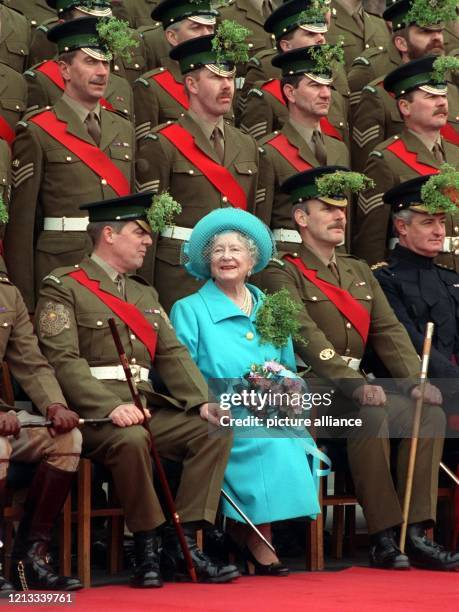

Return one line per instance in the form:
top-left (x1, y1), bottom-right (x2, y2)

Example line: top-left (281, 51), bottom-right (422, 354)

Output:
top-left (278, 229), bottom-right (285, 242)
top-left (129, 364), bottom-right (141, 383)
top-left (61, 216), bottom-right (66, 232)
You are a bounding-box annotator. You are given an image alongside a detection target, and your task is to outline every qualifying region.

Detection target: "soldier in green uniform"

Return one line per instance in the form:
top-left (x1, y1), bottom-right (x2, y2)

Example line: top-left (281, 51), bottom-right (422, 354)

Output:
top-left (353, 56), bottom-right (459, 269)
top-left (118, 0), bottom-right (158, 28)
top-left (0, 1), bottom-right (31, 73)
top-left (255, 46), bottom-right (350, 249)
top-left (4, 17), bottom-right (135, 313)
top-left (35, 193), bottom-right (238, 587)
top-left (28, 1), bottom-right (147, 86)
top-left (136, 32), bottom-right (258, 312)
top-left (0, 254), bottom-right (82, 592)
top-left (6, 0), bottom-right (55, 29)
top-left (326, 0), bottom-right (391, 71)
top-left (350, 0), bottom-right (457, 169)
top-left (0, 61), bottom-right (27, 150)
top-left (239, 0), bottom-right (350, 140)
top-left (444, 9), bottom-right (459, 53)
top-left (133, 0), bottom-right (218, 141)
top-left (260, 166), bottom-right (459, 571)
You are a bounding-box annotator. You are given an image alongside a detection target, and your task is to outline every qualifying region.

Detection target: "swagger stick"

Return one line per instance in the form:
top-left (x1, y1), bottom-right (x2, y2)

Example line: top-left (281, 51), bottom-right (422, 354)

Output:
top-left (400, 322), bottom-right (434, 552)
top-left (108, 318), bottom-right (197, 583)
top-left (440, 461), bottom-right (459, 487)
top-left (221, 490), bottom-right (276, 553)
top-left (21, 418), bottom-right (113, 427)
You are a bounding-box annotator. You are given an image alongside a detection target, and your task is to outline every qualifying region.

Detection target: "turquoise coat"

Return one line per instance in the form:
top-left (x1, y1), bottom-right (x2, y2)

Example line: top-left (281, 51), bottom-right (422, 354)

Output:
top-left (170, 279), bottom-right (321, 524)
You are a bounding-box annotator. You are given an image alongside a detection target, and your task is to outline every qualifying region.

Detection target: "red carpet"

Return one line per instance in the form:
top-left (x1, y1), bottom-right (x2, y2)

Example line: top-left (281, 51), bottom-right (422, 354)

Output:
top-left (8, 568), bottom-right (459, 611)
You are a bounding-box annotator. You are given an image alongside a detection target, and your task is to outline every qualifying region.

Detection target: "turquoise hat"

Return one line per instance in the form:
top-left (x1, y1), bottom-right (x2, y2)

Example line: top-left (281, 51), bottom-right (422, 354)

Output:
top-left (182, 209), bottom-right (276, 280)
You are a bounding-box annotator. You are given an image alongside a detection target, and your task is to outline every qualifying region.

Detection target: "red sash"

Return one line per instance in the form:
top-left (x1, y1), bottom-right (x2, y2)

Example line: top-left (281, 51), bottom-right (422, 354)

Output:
top-left (69, 268), bottom-right (157, 360)
top-left (386, 138), bottom-right (440, 175)
top-left (29, 111), bottom-right (130, 196)
top-left (0, 115), bottom-right (15, 146)
top-left (267, 133), bottom-right (313, 171)
top-left (36, 60), bottom-right (114, 111)
top-left (440, 124), bottom-right (459, 147)
top-left (151, 70), bottom-right (189, 109)
top-left (284, 255), bottom-right (370, 343)
top-left (261, 79), bottom-right (343, 141)
top-left (160, 124), bottom-right (247, 210)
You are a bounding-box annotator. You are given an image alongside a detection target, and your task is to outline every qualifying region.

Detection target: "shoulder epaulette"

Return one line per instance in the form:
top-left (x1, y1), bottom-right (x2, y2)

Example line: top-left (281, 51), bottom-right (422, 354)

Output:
top-left (370, 261), bottom-right (389, 271)
top-left (135, 77), bottom-right (150, 87)
top-left (248, 56), bottom-right (261, 67)
top-left (23, 69), bottom-right (37, 79)
top-left (0, 274), bottom-right (11, 284)
top-left (362, 84), bottom-right (377, 94)
top-left (435, 262), bottom-right (455, 271)
top-left (37, 17), bottom-right (58, 33)
top-left (144, 132), bottom-right (159, 141)
top-left (43, 266), bottom-right (77, 282)
top-left (247, 88), bottom-right (263, 98)
top-left (269, 257), bottom-right (285, 267)
top-left (16, 120), bottom-right (28, 129)
top-left (258, 146), bottom-right (265, 155)
top-left (369, 150), bottom-right (384, 159)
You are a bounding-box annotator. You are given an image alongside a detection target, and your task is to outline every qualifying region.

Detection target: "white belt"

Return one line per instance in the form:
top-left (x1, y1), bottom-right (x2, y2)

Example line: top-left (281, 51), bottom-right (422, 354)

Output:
top-left (90, 365), bottom-right (149, 383)
top-left (389, 236), bottom-right (459, 253)
top-left (44, 217), bottom-right (89, 231)
top-left (295, 354), bottom-right (361, 371)
top-left (160, 225), bottom-right (192, 240)
top-left (273, 229), bottom-right (302, 243)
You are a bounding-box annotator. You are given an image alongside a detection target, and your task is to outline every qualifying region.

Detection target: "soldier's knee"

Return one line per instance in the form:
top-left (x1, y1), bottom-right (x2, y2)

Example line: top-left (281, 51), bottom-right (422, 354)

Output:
top-left (54, 428), bottom-right (83, 454)
top-left (109, 426), bottom-right (150, 458)
top-left (358, 406), bottom-right (388, 436)
top-left (421, 404), bottom-right (446, 437)
top-left (0, 437), bottom-right (12, 479)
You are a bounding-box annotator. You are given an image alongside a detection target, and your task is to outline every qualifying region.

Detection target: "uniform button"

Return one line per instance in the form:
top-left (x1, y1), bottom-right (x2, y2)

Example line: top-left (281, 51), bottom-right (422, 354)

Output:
top-left (153, 322), bottom-right (159, 329)
top-left (366, 295), bottom-right (371, 299)
top-left (293, 252), bottom-right (298, 257)
top-left (130, 334), bottom-right (136, 340)
top-left (378, 46), bottom-right (384, 50)
top-left (114, 65), bottom-right (120, 71)
top-left (365, 44), bottom-right (370, 48)
top-left (455, 226), bottom-right (459, 234)
top-left (31, 20), bottom-right (37, 26)
top-left (74, 264), bottom-right (79, 268)
top-left (124, 154), bottom-right (130, 160)
top-left (311, 296), bottom-right (318, 301)
top-left (101, 179), bottom-right (107, 185)
top-left (339, 122), bottom-right (344, 127)
top-left (15, 105), bottom-right (20, 110)
top-left (246, 332), bottom-right (254, 340)
top-left (134, 63), bottom-right (140, 69)
top-left (346, 322), bottom-right (351, 329)
top-left (2, 322), bottom-right (8, 327)
top-left (345, 348), bottom-right (351, 355)
top-left (131, 358), bottom-right (136, 364)
top-left (188, 170), bottom-right (194, 175)
top-left (66, 156), bottom-right (72, 162)
top-left (222, 196), bottom-right (228, 203)
top-left (248, 169), bottom-right (253, 174)
top-left (1, 178), bottom-right (5, 184)
top-left (96, 320), bottom-right (103, 326)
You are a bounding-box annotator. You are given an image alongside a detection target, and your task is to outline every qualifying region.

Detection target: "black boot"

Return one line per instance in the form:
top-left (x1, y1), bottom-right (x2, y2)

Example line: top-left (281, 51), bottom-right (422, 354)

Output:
top-left (369, 528), bottom-right (410, 570)
top-left (11, 463), bottom-right (82, 591)
top-left (161, 524), bottom-right (240, 583)
top-left (130, 531), bottom-right (162, 588)
top-left (406, 523), bottom-right (459, 571)
top-left (0, 477), bottom-right (15, 594)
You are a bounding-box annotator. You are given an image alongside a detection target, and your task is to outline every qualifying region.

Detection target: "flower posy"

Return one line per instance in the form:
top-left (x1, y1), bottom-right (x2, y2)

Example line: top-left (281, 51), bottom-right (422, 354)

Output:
top-left (96, 16), bottom-right (138, 61)
top-left (421, 164), bottom-right (459, 214)
top-left (298, 0), bottom-right (330, 24)
top-left (405, 0), bottom-right (457, 29)
top-left (431, 56), bottom-right (459, 84)
top-left (316, 171), bottom-right (374, 198)
top-left (308, 41), bottom-right (345, 75)
top-left (212, 19), bottom-right (251, 66)
top-left (256, 289), bottom-right (304, 349)
top-left (0, 195), bottom-right (8, 225)
top-left (146, 191), bottom-right (182, 233)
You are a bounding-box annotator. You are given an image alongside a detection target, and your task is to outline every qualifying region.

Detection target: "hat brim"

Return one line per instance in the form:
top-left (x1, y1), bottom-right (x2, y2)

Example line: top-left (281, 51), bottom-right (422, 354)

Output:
top-left (206, 64), bottom-right (236, 78)
top-left (81, 47), bottom-right (112, 61)
top-left (136, 220), bottom-right (152, 234)
top-left (318, 196), bottom-right (348, 207)
top-left (299, 23), bottom-right (328, 34)
top-left (419, 84), bottom-right (448, 95)
top-left (76, 7), bottom-right (112, 17)
top-left (188, 15), bottom-right (216, 25)
top-left (183, 209), bottom-right (275, 280)
top-left (304, 72), bottom-right (333, 85)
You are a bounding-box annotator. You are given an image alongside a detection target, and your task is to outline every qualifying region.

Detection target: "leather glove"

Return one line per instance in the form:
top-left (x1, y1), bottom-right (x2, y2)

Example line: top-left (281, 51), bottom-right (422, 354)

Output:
top-left (0, 412), bottom-right (21, 437)
top-left (46, 403), bottom-right (80, 435)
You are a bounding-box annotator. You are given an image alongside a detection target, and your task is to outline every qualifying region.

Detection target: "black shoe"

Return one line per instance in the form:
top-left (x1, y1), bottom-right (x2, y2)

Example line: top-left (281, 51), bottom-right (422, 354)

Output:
top-left (12, 542), bottom-right (83, 591)
top-left (130, 531), bottom-right (163, 588)
top-left (0, 574), bottom-right (15, 595)
top-left (406, 523), bottom-right (459, 571)
top-left (242, 547), bottom-right (289, 576)
top-left (161, 526), bottom-right (240, 583)
top-left (369, 529), bottom-right (410, 570)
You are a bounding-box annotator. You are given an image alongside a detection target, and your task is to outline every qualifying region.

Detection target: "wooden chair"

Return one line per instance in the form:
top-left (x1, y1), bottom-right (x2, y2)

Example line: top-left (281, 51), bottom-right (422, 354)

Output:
top-left (73, 458), bottom-right (124, 588)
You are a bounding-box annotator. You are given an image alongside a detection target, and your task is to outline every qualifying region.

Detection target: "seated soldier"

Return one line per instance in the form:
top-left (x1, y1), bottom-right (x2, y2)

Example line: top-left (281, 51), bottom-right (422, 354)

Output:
top-left (259, 166), bottom-right (459, 571)
top-left (373, 168), bottom-right (459, 427)
top-left (0, 260), bottom-right (82, 593)
top-left (35, 193), bottom-right (239, 588)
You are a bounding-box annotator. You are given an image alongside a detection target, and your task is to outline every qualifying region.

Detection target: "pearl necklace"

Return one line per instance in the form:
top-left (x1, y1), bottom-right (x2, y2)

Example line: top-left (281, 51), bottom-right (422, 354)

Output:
top-left (240, 287), bottom-right (253, 316)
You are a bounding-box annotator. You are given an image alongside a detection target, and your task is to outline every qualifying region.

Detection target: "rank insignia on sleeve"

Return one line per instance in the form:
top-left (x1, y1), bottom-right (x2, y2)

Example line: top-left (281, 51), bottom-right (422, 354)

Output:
top-left (39, 302), bottom-right (71, 337)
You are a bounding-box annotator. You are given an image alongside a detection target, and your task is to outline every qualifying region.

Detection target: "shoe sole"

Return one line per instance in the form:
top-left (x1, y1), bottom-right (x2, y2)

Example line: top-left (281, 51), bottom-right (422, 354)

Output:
top-left (410, 560), bottom-right (459, 571)
top-left (370, 560), bottom-right (411, 570)
top-left (163, 569), bottom-right (241, 583)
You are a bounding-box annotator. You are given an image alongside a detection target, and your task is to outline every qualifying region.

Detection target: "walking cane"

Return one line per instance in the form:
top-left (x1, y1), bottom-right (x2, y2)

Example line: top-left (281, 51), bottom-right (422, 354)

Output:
top-left (108, 318), bottom-right (197, 583)
top-left (399, 322), bottom-right (434, 552)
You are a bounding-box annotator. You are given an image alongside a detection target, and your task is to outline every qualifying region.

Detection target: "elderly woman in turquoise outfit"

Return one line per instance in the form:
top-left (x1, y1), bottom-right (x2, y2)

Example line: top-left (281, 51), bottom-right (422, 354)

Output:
top-left (170, 208), bottom-right (323, 576)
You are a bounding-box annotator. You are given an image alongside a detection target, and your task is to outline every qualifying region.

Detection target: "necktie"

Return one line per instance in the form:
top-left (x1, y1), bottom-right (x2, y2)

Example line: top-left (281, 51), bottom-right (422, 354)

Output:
top-left (115, 274), bottom-right (125, 298)
top-left (211, 127), bottom-right (225, 164)
top-left (328, 261), bottom-right (340, 283)
top-left (312, 130), bottom-right (327, 166)
top-left (432, 143), bottom-right (445, 164)
top-left (85, 111), bottom-right (101, 146)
